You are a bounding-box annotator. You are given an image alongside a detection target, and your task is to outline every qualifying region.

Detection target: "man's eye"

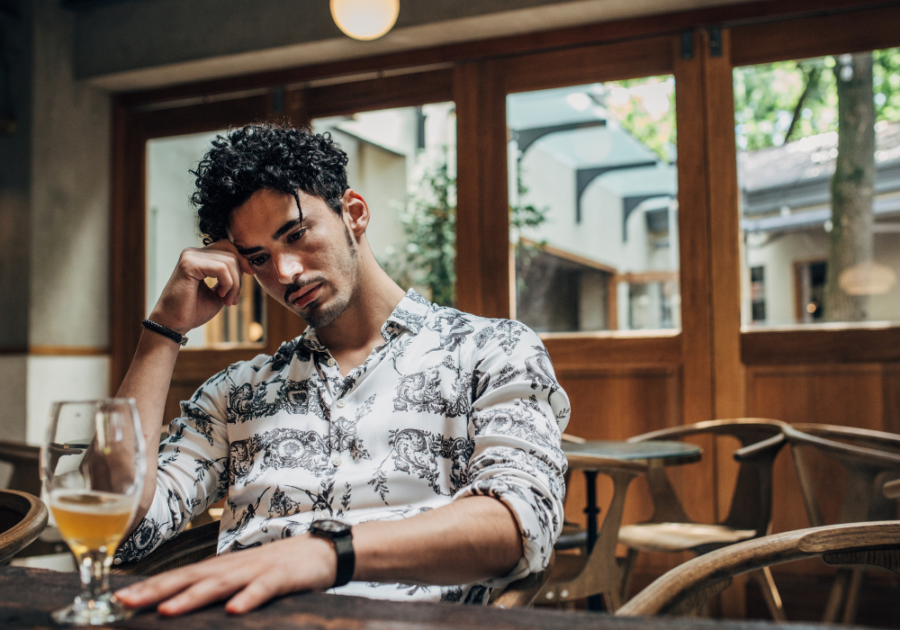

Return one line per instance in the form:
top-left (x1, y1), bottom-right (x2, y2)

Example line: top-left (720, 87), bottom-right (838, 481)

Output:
top-left (288, 229), bottom-right (306, 243)
top-left (249, 255), bottom-right (269, 268)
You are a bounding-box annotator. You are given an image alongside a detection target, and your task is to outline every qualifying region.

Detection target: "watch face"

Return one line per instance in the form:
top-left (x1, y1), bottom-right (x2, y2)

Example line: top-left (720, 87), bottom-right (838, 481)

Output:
top-left (313, 519), bottom-right (350, 534)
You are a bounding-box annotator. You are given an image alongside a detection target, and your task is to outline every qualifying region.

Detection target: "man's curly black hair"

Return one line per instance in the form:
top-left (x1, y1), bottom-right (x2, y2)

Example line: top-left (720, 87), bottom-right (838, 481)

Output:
top-left (191, 124), bottom-right (349, 245)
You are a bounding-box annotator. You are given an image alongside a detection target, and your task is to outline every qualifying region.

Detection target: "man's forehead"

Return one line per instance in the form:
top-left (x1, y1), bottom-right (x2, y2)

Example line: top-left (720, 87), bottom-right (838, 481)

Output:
top-left (229, 189), bottom-right (306, 250)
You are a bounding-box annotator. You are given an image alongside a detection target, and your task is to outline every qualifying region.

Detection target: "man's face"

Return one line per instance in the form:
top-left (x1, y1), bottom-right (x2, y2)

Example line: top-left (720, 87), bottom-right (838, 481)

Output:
top-left (229, 188), bottom-right (360, 329)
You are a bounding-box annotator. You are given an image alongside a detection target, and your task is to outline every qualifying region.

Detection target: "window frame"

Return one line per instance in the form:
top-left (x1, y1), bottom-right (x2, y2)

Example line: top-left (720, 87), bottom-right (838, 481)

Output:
top-left (725, 4), bottom-right (900, 365)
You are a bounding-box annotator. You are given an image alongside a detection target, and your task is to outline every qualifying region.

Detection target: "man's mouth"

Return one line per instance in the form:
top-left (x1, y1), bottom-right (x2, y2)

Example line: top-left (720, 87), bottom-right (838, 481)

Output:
top-left (287, 282), bottom-right (323, 309)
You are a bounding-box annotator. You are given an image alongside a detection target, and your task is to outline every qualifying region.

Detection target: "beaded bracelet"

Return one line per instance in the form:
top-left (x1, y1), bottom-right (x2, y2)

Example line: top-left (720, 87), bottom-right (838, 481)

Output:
top-left (141, 319), bottom-right (189, 346)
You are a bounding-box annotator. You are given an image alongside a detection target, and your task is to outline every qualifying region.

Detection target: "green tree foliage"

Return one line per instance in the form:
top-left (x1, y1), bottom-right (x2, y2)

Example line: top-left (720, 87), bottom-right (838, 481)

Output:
top-left (381, 149), bottom-right (548, 307)
top-left (604, 76), bottom-right (676, 162)
top-left (733, 48), bottom-right (900, 150)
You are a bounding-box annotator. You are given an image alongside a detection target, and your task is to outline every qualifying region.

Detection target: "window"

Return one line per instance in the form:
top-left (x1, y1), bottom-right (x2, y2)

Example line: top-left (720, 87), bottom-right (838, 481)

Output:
top-left (736, 48), bottom-right (900, 327)
top-left (146, 132), bottom-right (267, 347)
top-left (507, 77), bottom-right (679, 333)
top-left (313, 103), bottom-right (457, 306)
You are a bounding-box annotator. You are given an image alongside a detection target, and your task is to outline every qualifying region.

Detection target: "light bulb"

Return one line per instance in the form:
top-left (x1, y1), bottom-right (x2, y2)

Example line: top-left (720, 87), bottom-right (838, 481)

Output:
top-left (330, 0), bottom-right (400, 41)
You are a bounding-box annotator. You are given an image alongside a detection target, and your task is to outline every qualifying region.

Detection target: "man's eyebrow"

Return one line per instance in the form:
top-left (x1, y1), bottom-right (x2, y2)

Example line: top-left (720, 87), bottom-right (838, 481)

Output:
top-left (272, 218), bottom-right (301, 240)
top-left (235, 245), bottom-right (263, 256)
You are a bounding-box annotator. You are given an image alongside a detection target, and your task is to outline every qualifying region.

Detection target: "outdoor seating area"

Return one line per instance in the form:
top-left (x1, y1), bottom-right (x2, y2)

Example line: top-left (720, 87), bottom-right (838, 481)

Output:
top-left (2, 1), bottom-right (900, 629)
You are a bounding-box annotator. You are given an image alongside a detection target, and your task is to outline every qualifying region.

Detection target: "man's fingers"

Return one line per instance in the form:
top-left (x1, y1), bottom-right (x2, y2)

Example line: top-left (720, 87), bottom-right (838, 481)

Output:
top-left (205, 239), bottom-right (256, 278)
top-left (225, 573), bottom-right (292, 615)
top-left (116, 568), bottom-right (205, 608)
top-left (156, 573), bottom-right (247, 617)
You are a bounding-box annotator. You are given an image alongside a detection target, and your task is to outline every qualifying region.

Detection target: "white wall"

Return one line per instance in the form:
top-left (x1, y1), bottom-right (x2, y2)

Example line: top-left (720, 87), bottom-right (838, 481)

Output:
top-left (0, 1), bottom-right (113, 448)
top-left (744, 228), bottom-right (900, 326)
top-left (25, 356), bottom-right (109, 446)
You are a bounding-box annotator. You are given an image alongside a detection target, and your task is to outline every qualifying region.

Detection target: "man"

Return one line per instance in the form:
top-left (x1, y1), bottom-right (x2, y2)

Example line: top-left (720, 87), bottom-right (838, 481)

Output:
top-left (113, 124), bottom-right (569, 616)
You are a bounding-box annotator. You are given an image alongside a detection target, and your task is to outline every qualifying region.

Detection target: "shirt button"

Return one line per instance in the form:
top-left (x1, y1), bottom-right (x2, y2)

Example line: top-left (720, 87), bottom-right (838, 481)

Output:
top-left (113, 558), bottom-right (122, 565)
top-left (327, 358), bottom-right (336, 367)
top-left (336, 399), bottom-right (346, 408)
top-left (332, 455), bottom-right (343, 467)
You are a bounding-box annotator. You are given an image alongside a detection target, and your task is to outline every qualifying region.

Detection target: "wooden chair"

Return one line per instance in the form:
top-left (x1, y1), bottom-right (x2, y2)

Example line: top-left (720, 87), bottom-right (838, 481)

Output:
top-left (114, 519), bottom-right (553, 608)
top-left (783, 423), bottom-right (900, 624)
top-left (538, 456), bottom-right (649, 611)
top-left (616, 520), bottom-right (900, 617)
top-left (616, 419), bottom-right (788, 619)
top-left (0, 490), bottom-right (49, 565)
top-left (0, 441), bottom-right (41, 499)
top-left (492, 552), bottom-right (555, 608)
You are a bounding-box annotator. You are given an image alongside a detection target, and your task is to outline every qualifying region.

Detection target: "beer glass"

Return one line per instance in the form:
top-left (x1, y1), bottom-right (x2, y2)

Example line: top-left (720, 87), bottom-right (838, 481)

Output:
top-left (41, 399), bottom-right (145, 625)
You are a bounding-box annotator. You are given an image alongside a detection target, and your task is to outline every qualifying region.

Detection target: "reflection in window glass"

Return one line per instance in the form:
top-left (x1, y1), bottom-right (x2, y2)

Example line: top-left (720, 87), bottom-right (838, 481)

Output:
top-left (508, 78), bottom-right (679, 333)
top-left (147, 132), bottom-right (266, 347)
top-left (313, 103), bottom-right (457, 306)
top-left (736, 48), bottom-right (900, 326)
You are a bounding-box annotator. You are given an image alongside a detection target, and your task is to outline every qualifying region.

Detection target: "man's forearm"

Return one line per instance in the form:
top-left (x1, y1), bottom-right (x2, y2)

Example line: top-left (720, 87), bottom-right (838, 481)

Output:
top-left (352, 496), bottom-right (523, 586)
top-left (116, 329), bottom-right (182, 525)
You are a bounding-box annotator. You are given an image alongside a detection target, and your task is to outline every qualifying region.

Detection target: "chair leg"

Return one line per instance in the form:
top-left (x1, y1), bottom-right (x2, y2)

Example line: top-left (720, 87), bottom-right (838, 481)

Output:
top-left (823, 568), bottom-right (851, 623)
top-left (619, 547), bottom-right (639, 603)
top-left (603, 589), bottom-right (622, 613)
top-left (841, 567), bottom-right (865, 626)
top-left (750, 567), bottom-right (787, 622)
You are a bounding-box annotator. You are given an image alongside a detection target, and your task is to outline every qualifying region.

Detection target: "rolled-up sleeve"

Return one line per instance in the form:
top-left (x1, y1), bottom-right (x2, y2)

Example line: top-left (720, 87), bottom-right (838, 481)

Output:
top-left (453, 324), bottom-right (570, 585)
top-left (116, 368), bottom-right (231, 563)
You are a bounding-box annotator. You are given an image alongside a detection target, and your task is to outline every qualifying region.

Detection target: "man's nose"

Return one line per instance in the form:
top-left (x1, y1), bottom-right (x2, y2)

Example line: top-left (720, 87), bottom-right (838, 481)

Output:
top-left (273, 252), bottom-right (303, 284)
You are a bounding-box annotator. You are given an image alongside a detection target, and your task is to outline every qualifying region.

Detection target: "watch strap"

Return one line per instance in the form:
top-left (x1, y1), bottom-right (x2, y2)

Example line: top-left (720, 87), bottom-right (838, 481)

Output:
top-left (331, 533), bottom-right (355, 588)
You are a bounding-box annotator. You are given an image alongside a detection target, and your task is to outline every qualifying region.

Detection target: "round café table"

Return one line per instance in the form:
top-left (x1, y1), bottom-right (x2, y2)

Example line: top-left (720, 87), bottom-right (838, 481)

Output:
top-left (556, 439), bottom-right (703, 610)
top-left (561, 440), bottom-right (702, 554)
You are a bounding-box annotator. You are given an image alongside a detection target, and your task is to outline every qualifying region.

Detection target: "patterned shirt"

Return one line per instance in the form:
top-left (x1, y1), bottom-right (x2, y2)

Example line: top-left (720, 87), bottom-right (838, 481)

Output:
top-left (118, 290), bottom-right (570, 604)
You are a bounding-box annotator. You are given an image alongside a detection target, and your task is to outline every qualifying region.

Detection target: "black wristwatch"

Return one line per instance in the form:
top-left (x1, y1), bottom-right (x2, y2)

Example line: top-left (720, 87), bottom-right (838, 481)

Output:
top-left (309, 519), bottom-right (355, 588)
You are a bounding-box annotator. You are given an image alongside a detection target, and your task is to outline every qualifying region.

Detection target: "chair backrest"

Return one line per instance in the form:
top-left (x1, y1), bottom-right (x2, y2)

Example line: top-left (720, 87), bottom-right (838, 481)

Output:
top-left (491, 551), bottom-right (555, 608)
top-left (616, 520), bottom-right (900, 617)
top-left (0, 490), bottom-right (49, 565)
top-left (629, 419), bottom-right (787, 537)
top-left (0, 441), bottom-right (41, 497)
top-left (784, 424), bottom-right (900, 527)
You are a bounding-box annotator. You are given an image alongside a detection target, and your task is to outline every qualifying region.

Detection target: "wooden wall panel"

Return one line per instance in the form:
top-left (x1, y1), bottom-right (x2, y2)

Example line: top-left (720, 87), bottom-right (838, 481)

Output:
top-left (554, 363), bottom-right (706, 574)
top-left (745, 363), bottom-right (899, 576)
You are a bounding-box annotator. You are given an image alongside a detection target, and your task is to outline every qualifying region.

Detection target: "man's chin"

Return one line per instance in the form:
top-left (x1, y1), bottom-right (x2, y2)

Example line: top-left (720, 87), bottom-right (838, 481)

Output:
top-left (300, 296), bottom-right (350, 330)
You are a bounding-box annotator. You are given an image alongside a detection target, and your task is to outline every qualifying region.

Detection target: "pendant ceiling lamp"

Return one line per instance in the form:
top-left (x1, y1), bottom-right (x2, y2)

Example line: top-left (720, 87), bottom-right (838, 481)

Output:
top-left (330, 0), bottom-right (400, 41)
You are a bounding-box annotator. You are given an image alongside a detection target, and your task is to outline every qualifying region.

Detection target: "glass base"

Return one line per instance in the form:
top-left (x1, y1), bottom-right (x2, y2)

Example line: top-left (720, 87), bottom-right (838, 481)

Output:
top-left (52, 592), bottom-right (133, 626)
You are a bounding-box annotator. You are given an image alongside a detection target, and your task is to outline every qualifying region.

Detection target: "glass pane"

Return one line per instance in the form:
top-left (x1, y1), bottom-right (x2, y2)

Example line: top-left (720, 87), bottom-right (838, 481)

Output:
top-left (313, 103), bottom-right (457, 306)
top-left (736, 48), bottom-right (900, 327)
top-left (508, 78), bottom-right (679, 333)
top-left (146, 132), bottom-right (267, 347)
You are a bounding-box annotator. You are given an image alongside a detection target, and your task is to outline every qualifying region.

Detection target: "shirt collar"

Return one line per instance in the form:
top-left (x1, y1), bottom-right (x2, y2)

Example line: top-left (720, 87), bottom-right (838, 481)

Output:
top-left (381, 289), bottom-right (431, 342)
top-left (298, 327), bottom-right (329, 354)
top-left (298, 289), bottom-right (432, 351)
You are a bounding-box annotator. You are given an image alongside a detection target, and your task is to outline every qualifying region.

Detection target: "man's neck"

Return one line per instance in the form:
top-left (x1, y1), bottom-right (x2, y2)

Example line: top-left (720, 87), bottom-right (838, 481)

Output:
top-left (313, 255), bottom-right (406, 369)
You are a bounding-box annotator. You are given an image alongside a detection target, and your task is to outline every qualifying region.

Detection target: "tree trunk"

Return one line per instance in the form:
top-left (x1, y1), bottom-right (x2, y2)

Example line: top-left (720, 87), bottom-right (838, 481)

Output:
top-left (824, 53), bottom-right (876, 322)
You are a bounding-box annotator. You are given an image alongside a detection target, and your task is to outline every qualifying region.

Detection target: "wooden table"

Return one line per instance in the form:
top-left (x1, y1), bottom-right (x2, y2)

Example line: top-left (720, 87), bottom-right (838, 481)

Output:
top-left (561, 440), bottom-right (702, 555)
top-left (0, 565), bottom-right (865, 630)
top-left (559, 440), bottom-right (702, 610)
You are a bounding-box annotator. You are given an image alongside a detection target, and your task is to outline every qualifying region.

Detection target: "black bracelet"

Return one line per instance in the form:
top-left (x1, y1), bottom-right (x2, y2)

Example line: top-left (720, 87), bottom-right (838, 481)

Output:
top-left (141, 319), bottom-right (189, 346)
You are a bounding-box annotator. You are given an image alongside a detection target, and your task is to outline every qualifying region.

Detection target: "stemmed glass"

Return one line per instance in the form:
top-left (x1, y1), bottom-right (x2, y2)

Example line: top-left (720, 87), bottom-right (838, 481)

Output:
top-left (40, 399), bottom-right (145, 625)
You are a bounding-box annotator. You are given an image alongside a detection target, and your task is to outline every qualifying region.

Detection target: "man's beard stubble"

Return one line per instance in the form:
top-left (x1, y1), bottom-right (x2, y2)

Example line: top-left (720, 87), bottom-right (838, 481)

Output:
top-left (284, 223), bottom-right (361, 330)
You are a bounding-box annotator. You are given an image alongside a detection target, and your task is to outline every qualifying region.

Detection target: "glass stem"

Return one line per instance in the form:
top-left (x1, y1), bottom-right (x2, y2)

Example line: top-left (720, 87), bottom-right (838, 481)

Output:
top-left (77, 550), bottom-right (111, 601)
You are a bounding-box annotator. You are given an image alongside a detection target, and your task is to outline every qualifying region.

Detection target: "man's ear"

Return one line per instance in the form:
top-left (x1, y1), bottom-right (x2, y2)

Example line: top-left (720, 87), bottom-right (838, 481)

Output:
top-left (342, 189), bottom-right (370, 238)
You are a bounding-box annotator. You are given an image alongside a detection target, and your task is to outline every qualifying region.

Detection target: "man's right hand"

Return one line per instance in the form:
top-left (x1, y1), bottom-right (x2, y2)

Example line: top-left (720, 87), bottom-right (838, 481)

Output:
top-left (148, 241), bottom-right (254, 335)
